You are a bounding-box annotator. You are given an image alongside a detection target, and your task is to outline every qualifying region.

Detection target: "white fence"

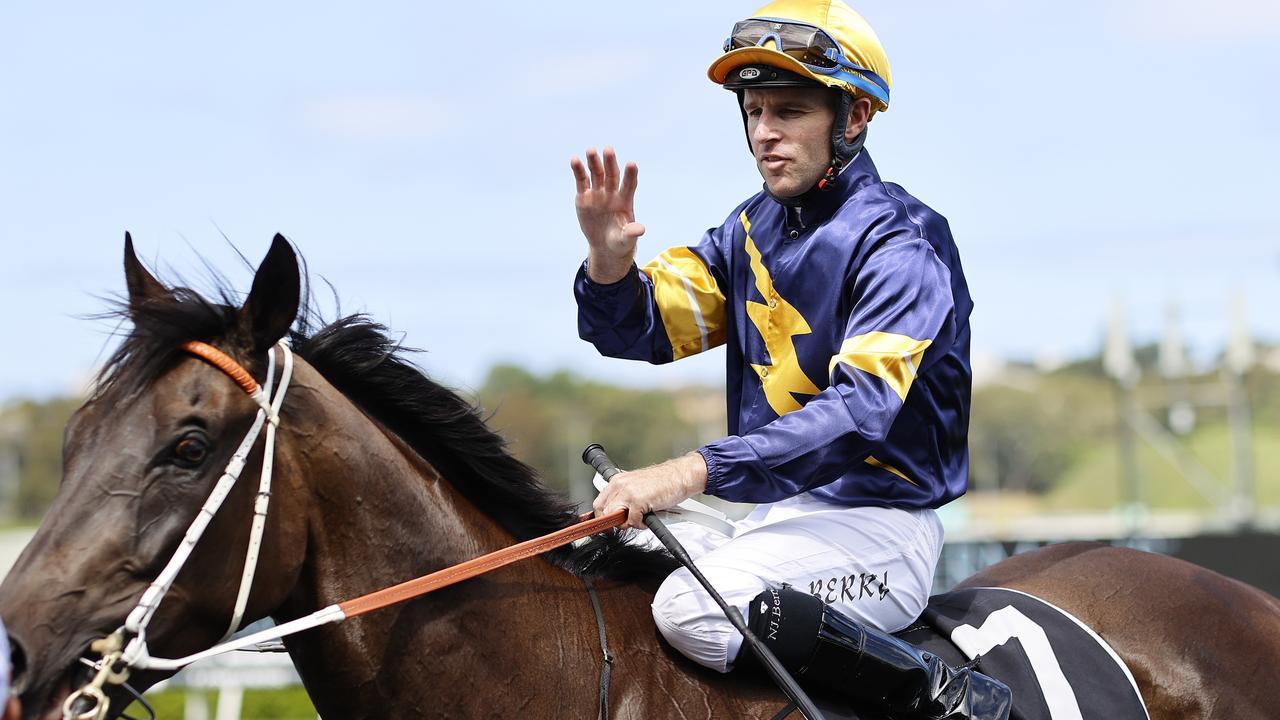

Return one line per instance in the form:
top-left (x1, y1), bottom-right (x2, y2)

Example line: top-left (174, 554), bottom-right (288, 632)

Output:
top-left (156, 647), bottom-right (308, 720)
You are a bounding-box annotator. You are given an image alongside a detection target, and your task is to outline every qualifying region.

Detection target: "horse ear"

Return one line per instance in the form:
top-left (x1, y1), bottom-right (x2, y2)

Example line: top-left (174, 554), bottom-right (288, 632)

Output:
top-left (239, 234), bottom-right (301, 353)
top-left (123, 232), bottom-right (170, 313)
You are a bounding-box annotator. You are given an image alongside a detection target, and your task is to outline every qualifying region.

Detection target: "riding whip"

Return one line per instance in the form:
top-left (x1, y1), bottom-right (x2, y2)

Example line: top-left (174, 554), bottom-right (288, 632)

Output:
top-left (581, 444), bottom-right (825, 720)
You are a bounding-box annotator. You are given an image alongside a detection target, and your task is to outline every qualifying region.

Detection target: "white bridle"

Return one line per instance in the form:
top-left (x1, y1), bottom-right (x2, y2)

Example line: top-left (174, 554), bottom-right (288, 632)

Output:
top-left (64, 340), bottom-right (294, 719)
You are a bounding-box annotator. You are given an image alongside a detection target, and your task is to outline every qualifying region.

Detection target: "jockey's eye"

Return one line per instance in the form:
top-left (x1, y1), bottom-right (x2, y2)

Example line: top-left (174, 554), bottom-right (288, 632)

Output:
top-left (171, 433), bottom-right (211, 469)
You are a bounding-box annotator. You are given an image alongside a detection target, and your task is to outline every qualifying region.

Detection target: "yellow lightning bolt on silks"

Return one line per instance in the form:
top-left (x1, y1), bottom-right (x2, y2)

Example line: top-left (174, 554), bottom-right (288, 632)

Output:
top-left (740, 211), bottom-right (821, 415)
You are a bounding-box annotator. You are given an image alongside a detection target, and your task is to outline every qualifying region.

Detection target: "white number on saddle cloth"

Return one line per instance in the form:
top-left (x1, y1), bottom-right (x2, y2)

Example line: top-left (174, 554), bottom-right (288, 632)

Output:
top-left (950, 605), bottom-right (1083, 720)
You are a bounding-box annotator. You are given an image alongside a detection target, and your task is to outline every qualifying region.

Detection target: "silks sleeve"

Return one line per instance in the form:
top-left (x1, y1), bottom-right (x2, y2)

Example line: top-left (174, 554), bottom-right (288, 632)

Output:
top-left (699, 238), bottom-right (956, 503)
top-left (575, 223), bottom-right (731, 363)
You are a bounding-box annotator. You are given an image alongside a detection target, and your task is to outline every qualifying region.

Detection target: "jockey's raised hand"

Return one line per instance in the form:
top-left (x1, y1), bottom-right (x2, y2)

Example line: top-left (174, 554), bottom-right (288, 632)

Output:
top-left (571, 147), bottom-right (644, 284)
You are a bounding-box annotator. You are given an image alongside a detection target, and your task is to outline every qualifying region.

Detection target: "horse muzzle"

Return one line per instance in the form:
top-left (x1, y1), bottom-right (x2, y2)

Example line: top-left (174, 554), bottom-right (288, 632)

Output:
top-left (5, 628), bottom-right (129, 720)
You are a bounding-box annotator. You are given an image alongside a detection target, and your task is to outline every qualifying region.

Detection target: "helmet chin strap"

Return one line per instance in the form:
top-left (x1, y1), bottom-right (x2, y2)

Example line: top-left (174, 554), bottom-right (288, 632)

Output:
top-left (817, 91), bottom-right (866, 192)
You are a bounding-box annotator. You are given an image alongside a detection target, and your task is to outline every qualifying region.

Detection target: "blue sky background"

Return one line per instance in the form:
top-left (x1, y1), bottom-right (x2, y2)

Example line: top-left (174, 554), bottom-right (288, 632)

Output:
top-left (1, 1), bottom-right (1277, 399)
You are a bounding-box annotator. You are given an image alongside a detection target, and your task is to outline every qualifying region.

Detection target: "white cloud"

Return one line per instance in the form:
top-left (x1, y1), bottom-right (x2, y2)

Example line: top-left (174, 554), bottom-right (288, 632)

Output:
top-left (301, 94), bottom-right (456, 141)
top-left (1114, 0), bottom-right (1280, 43)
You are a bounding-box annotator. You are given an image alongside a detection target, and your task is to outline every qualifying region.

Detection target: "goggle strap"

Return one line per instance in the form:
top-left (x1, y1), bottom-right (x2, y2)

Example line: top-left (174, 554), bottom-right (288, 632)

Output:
top-left (809, 65), bottom-right (889, 105)
top-left (821, 49), bottom-right (889, 95)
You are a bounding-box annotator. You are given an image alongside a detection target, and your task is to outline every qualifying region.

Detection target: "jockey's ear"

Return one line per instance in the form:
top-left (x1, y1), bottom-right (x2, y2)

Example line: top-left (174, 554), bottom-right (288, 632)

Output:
top-left (238, 233), bottom-right (301, 353)
top-left (123, 232), bottom-right (172, 315)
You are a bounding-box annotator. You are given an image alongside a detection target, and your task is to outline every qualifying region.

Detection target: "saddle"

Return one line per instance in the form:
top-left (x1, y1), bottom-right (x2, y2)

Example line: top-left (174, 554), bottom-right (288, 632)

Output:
top-left (772, 587), bottom-right (1150, 720)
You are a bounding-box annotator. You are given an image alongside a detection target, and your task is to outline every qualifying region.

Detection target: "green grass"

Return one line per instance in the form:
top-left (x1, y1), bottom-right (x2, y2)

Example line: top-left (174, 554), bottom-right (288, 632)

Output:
top-left (123, 686), bottom-right (317, 719)
top-left (1046, 421), bottom-right (1280, 511)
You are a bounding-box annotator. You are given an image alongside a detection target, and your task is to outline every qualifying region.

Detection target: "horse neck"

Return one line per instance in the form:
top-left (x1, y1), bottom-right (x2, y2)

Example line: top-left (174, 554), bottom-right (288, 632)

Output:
top-left (278, 360), bottom-right (527, 607)
top-left (274, 362), bottom-right (599, 717)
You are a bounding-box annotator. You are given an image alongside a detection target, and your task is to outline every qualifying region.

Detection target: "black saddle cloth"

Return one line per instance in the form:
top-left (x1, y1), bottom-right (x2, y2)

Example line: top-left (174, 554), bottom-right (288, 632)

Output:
top-left (773, 587), bottom-right (1149, 720)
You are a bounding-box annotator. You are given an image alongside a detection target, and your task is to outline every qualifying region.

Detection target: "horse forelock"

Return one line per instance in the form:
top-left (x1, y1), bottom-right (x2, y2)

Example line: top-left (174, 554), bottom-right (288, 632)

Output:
top-left (92, 285), bottom-right (243, 405)
top-left (92, 256), bottom-right (676, 581)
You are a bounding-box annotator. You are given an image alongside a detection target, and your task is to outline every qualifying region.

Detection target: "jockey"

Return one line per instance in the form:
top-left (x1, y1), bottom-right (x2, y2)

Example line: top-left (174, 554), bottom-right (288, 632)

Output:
top-left (571, 1), bottom-right (1011, 718)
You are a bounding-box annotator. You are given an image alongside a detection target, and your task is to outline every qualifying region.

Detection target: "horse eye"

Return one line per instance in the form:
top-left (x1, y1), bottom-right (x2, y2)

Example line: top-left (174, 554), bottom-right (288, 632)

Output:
top-left (172, 434), bottom-right (210, 468)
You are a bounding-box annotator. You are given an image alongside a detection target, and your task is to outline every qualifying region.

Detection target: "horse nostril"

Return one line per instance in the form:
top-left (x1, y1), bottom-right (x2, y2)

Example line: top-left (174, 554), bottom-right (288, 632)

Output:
top-left (6, 632), bottom-right (27, 695)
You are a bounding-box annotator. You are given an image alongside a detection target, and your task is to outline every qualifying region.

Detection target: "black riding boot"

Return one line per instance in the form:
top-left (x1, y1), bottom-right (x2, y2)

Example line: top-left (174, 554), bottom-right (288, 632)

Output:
top-left (745, 586), bottom-right (1012, 720)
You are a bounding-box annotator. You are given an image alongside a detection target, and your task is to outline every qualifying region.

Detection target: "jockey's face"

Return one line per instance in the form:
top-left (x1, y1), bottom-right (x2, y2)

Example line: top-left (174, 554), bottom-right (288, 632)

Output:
top-left (743, 86), bottom-right (836, 198)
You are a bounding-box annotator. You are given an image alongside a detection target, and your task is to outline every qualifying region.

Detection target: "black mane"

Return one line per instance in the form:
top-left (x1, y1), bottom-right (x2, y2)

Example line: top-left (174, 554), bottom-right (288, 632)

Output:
top-left (97, 268), bottom-right (676, 581)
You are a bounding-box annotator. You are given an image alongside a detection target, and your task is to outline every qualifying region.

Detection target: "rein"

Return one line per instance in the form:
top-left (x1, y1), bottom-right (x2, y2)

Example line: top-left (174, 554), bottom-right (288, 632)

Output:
top-left (64, 342), bottom-right (627, 720)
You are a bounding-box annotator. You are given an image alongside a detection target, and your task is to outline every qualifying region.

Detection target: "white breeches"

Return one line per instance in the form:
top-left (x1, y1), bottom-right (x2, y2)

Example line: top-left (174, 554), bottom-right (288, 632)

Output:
top-left (647, 493), bottom-right (944, 673)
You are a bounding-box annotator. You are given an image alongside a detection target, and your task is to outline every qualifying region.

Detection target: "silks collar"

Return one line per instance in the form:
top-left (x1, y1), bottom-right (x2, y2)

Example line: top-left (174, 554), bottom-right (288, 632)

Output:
top-left (763, 148), bottom-right (878, 232)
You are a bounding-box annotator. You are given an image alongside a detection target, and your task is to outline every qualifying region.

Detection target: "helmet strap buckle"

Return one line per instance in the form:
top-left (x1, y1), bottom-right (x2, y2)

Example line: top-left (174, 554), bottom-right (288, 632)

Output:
top-left (817, 162), bottom-right (840, 192)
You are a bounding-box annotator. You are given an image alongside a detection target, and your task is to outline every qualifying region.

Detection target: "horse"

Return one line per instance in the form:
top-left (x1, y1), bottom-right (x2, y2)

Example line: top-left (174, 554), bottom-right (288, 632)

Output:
top-left (1, 236), bottom-right (1278, 719)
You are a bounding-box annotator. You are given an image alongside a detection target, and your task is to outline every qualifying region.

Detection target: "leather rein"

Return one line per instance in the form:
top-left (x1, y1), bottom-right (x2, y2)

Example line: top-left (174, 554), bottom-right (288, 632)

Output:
top-left (64, 340), bottom-right (627, 719)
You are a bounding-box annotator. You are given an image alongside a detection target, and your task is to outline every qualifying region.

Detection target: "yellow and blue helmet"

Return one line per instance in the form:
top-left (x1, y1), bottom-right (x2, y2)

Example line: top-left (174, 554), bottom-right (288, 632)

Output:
top-left (708, 0), bottom-right (892, 113)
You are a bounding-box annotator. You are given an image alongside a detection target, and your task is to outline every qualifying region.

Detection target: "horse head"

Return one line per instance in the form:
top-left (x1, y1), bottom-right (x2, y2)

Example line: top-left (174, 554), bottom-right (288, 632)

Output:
top-left (0, 234), bottom-right (694, 719)
top-left (0, 235), bottom-right (310, 719)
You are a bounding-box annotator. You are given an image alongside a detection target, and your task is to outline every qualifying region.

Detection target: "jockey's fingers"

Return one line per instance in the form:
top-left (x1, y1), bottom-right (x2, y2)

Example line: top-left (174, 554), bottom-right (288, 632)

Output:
top-left (594, 496), bottom-right (614, 518)
top-left (570, 157), bottom-right (590, 195)
top-left (586, 148), bottom-right (605, 189)
top-left (603, 147), bottom-right (620, 192)
top-left (596, 499), bottom-right (632, 525)
top-left (594, 481), bottom-right (626, 517)
top-left (592, 487), bottom-right (610, 516)
top-left (620, 162), bottom-right (639, 205)
top-left (624, 502), bottom-right (647, 529)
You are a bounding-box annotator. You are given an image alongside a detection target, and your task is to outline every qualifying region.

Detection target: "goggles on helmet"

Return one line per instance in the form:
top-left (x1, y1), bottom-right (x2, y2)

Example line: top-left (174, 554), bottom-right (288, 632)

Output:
top-left (724, 17), bottom-right (889, 106)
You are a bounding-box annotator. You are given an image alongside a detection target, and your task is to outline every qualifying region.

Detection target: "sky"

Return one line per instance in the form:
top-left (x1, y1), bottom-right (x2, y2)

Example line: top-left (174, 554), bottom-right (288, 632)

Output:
top-left (1, 1), bottom-right (1278, 400)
